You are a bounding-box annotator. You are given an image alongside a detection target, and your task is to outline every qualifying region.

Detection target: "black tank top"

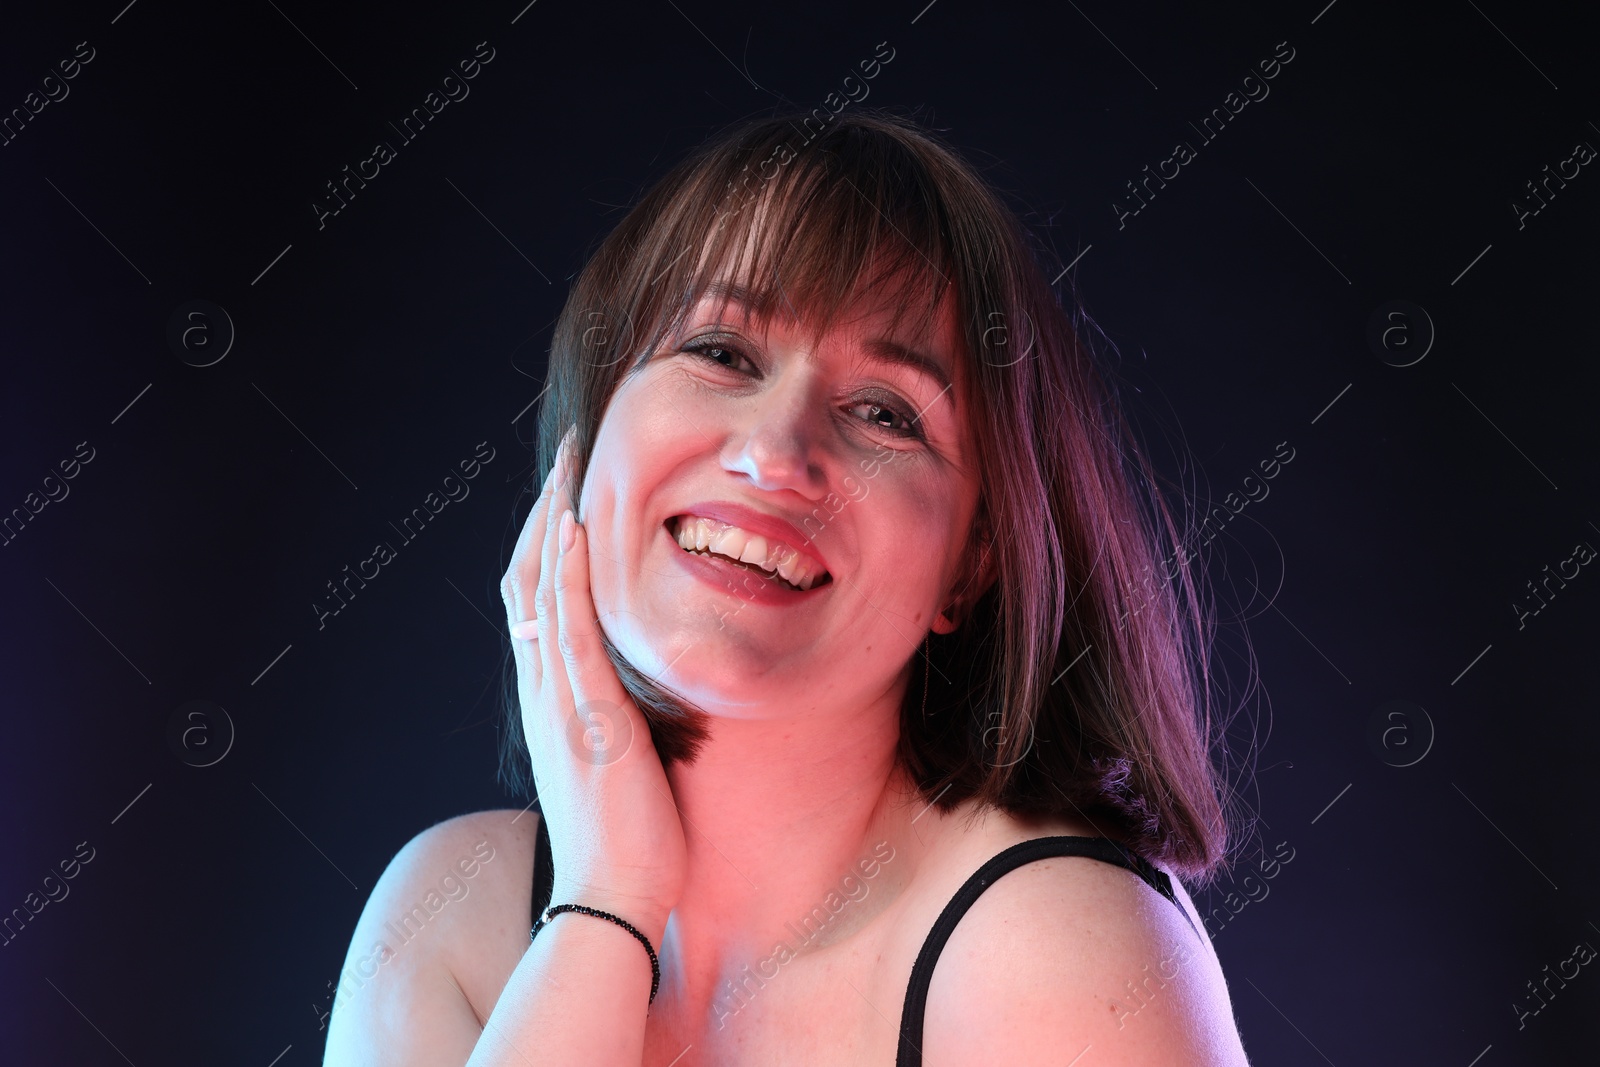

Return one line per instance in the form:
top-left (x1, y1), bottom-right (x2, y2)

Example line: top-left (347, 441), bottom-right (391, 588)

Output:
top-left (528, 809), bottom-right (1197, 1066)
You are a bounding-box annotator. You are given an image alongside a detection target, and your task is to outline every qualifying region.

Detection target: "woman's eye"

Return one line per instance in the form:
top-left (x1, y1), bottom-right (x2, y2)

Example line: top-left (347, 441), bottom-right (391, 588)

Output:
top-left (848, 398), bottom-right (920, 438)
top-left (683, 340), bottom-right (754, 374)
top-left (683, 339), bottom-right (922, 441)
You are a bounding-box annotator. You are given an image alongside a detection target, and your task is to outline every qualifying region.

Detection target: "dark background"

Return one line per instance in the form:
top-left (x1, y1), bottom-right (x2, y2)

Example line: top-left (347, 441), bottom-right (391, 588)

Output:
top-left (2, 0), bottom-right (1596, 1063)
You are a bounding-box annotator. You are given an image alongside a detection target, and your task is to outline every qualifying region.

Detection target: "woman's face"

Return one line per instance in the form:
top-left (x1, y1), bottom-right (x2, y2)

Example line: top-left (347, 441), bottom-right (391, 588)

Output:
top-left (576, 274), bottom-right (986, 722)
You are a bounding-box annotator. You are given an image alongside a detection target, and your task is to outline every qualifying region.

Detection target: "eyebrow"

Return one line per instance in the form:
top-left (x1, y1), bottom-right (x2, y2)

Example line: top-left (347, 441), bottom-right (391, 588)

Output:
top-left (858, 338), bottom-right (956, 417)
top-left (694, 281), bottom-right (957, 412)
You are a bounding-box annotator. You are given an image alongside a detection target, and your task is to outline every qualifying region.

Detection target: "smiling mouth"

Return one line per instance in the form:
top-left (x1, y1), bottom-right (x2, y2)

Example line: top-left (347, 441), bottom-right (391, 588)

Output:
top-left (666, 515), bottom-right (833, 592)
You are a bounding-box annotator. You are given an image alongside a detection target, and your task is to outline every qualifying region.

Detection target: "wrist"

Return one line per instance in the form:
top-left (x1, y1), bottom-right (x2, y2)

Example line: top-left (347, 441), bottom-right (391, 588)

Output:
top-left (533, 900), bottom-right (666, 1006)
top-left (544, 884), bottom-right (670, 945)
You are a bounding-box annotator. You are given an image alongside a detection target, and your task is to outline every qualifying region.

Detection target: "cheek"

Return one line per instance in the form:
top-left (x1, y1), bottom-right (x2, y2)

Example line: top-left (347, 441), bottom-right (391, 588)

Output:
top-left (580, 384), bottom-right (691, 615)
top-left (854, 469), bottom-right (959, 612)
top-left (578, 463), bottom-right (630, 617)
top-left (910, 476), bottom-right (981, 606)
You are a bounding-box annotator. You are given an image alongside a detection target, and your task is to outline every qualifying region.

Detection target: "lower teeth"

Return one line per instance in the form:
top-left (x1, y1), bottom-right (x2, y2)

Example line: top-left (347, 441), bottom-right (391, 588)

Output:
top-left (683, 546), bottom-right (800, 590)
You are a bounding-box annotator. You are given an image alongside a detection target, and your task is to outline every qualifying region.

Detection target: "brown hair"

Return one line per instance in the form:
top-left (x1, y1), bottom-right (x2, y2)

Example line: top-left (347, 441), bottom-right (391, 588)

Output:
top-left (499, 108), bottom-right (1233, 882)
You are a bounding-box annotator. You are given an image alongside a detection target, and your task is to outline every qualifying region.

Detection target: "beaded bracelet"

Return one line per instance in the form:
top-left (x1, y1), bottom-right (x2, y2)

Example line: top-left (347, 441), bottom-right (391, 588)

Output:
top-left (531, 903), bottom-right (662, 1005)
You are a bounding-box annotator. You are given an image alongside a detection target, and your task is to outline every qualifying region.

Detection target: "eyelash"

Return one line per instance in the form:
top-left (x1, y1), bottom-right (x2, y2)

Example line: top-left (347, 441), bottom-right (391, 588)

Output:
top-left (680, 338), bottom-right (925, 440)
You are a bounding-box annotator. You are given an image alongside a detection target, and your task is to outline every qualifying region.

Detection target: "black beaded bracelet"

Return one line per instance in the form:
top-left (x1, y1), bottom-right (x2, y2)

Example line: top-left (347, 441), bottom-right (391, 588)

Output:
top-left (530, 903), bottom-right (661, 1005)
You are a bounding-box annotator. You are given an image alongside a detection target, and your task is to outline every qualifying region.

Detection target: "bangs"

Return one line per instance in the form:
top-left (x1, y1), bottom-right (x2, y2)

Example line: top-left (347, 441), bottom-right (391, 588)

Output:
top-left (625, 117), bottom-right (964, 367)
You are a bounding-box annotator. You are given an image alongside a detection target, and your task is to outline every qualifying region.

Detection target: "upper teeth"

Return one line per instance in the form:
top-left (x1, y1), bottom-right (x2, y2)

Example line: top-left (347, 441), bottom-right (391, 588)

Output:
top-left (671, 516), bottom-right (829, 591)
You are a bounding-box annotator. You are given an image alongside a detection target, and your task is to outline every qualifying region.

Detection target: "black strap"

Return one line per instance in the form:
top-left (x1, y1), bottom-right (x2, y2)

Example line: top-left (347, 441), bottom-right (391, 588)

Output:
top-left (894, 836), bottom-right (1199, 1067)
top-left (529, 801), bottom-right (554, 934)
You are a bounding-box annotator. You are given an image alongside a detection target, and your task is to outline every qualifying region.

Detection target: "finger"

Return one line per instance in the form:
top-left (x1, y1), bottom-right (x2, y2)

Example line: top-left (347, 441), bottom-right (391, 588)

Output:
top-left (502, 455), bottom-right (560, 697)
top-left (505, 425), bottom-right (582, 620)
top-left (503, 442), bottom-right (561, 621)
top-left (533, 432), bottom-right (577, 744)
top-left (505, 427), bottom-right (576, 678)
top-left (505, 426), bottom-right (578, 601)
top-left (554, 509), bottom-right (638, 739)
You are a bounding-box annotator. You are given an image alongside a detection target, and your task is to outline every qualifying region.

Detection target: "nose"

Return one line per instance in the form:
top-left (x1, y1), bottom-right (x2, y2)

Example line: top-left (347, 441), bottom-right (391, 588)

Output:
top-left (722, 365), bottom-right (827, 499)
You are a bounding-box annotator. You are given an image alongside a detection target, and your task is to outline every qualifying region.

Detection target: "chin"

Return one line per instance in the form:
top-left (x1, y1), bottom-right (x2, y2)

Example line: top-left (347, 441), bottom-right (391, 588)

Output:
top-left (607, 616), bottom-right (783, 715)
top-left (586, 525), bottom-right (804, 714)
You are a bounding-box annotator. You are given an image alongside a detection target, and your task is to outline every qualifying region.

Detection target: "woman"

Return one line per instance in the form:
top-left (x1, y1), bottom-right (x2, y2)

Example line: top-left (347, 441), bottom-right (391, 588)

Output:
top-left (324, 109), bottom-right (1251, 1065)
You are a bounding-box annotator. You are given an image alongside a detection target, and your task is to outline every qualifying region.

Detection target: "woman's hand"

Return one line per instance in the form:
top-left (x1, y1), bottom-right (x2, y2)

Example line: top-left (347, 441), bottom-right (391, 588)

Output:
top-left (500, 428), bottom-right (687, 939)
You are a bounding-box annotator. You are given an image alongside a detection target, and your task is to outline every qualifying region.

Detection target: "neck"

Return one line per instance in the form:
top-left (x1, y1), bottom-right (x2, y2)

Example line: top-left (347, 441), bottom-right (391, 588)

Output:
top-left (656, 677), bottom-right (934, 1018)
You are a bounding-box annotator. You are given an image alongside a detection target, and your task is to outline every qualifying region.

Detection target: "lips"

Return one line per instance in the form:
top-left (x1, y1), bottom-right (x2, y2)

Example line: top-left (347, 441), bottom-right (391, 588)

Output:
top-left (665, 501), bottom-right (834, 592)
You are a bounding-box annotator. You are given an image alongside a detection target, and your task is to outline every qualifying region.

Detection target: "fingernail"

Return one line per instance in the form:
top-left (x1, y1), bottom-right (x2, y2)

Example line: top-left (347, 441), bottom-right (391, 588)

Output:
top-left (554, 429), bottom-right (577, 489)
top-left (559, 509), bottom-right (576, 553)
top-left (510, 619), bottom-right (538, 640)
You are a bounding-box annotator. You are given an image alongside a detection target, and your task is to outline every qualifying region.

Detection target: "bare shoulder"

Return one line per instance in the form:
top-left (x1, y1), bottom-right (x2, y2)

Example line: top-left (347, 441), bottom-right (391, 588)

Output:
top-left (322, 808), bottom-right (541, 1066)
top-left (914, 817), bottom-right (1249, 1067)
